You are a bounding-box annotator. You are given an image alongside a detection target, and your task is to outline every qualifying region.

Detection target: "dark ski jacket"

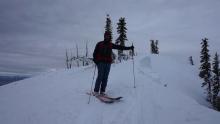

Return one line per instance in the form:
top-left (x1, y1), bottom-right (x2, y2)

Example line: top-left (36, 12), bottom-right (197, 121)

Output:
top-left (93, 41), bottom-right (131, 64)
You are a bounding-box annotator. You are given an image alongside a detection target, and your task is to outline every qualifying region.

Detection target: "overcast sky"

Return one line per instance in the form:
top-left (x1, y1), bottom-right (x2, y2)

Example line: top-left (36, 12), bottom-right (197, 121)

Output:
top-left (0, 0), bottom-right (220, 75)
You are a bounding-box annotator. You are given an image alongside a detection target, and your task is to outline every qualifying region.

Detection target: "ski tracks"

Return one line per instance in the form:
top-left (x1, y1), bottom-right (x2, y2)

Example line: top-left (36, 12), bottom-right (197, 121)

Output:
top-left (108, 89), bottom-right (143, 124)
top-left (73, 98), bottom-right (105, 124)
top-left (110, 73), bottom-right (161, 124)
top-left (110, 57), bottom-right (163, 124)
top-left (74, 56), bottom-right (164, 124)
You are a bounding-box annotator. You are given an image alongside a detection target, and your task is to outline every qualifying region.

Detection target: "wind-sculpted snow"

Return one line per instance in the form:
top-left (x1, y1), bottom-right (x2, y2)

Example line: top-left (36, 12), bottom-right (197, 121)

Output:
top-left (0, 54), bottom-right (219, 124)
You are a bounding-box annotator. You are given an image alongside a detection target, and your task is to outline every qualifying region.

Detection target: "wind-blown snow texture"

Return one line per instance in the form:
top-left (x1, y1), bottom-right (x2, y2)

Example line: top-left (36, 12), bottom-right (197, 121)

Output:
top-left (0, 54), bottom-right (219, 124)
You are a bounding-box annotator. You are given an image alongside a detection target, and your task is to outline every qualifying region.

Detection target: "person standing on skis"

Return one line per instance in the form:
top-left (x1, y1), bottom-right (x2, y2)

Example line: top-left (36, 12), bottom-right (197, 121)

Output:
top-left (93, 31), bottom-right (134, 96)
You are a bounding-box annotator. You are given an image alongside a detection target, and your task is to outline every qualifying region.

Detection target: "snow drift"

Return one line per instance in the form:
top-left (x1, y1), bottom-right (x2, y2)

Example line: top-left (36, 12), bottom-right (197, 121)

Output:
top-left (0, 54), bottom-right (219, 124)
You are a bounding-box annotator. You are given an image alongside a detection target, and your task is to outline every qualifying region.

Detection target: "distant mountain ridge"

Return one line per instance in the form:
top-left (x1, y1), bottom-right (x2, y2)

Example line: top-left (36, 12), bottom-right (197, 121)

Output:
top-left (0, 75), bottom-right (29, 86)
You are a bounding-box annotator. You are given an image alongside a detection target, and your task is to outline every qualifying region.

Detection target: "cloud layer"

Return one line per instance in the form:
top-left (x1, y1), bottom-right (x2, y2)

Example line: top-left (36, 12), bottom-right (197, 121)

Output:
top-left (0, 0), bottom-right (219, 74)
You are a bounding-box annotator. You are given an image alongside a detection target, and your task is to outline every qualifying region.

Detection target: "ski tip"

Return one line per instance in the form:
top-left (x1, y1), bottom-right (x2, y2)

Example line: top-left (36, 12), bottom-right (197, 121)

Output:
top-left (115, 97), bottom-right (123, 100)
top-left (105, 101), bottom-right (114, 104)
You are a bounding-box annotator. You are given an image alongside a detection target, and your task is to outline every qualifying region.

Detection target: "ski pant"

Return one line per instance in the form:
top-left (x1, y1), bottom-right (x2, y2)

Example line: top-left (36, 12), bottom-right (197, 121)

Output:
top-left (94, 62), bottom-right (111, 93)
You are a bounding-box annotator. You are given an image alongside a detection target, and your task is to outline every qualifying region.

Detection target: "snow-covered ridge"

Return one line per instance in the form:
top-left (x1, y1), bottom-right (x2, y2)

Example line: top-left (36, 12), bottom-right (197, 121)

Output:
top-left (0, 54), bottom-right (219, 124)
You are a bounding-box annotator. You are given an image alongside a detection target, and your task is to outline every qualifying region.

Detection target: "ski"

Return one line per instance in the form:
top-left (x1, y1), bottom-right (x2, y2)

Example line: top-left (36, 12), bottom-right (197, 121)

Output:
top-left (101, 95), bottom-right (123, 101)
top-left (86, 92), bottom-right (122, 103)
top-left (96, 95), bottom-right (114, 104)
top-left (86, 92), bottom-right (114, 103)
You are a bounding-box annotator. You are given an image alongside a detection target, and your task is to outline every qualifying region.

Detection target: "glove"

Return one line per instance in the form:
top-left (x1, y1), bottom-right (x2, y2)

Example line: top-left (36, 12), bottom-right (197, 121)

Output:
top-left (93, 58), bottom-right (98, 65)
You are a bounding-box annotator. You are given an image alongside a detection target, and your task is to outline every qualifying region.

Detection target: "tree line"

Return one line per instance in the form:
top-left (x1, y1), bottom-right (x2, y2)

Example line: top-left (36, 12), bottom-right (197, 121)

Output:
top-left (199, 38), bottom-right (220, 110)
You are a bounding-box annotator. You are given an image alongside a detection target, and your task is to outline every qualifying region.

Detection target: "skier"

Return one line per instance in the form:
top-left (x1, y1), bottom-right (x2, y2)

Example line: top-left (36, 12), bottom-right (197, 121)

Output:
top-left (93, 31), bottom-right (134, 96)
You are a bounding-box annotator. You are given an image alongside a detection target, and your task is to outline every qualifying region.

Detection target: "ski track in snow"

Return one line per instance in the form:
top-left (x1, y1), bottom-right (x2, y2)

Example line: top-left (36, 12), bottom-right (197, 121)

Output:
top-left (0, 55), bottom-right (220, 124)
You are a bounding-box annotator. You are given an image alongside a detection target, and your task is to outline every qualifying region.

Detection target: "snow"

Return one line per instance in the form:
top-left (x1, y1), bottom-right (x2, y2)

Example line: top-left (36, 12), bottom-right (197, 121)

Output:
top-left (0, 54), bottom-right (220, 124)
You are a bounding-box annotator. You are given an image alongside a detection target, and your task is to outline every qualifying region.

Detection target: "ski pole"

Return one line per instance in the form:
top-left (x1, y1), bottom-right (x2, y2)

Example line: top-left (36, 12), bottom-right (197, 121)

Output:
top-left (132, 43), bottom-right (136, 88)
top-left (88, 65), bottom-right (96, 104)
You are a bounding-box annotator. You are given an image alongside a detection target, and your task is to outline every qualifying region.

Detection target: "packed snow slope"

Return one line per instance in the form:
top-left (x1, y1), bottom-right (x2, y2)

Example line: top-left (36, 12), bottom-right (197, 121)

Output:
top-left (0, 54), bottom-right (219, 124)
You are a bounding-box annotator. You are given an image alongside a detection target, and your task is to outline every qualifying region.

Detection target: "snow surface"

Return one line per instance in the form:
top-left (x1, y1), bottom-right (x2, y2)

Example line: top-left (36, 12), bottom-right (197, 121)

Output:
top-left (0, 54), bottom-right (219, 124)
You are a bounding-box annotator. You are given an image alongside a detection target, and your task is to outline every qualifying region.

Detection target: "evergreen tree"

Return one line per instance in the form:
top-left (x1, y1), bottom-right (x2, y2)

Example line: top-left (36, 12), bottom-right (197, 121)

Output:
top-left (199, 38), bottom-right (212, 102)
top-left (105, 14), bottom-right (113, 42)
top-left (66, 49), bottom-right (69, 69)
top-left (155, 40), bottom-right (159, 54)
top-left (212, 52), bottom-right (220, 106)
top-left (189, 56), bottom-right (194, 65)
top-left (150, 40), bottom-right (156, 54)
top-left (76, 44), bottom-right (79, 67)
top-left (150, 40), bottom-right (159, 54)
top-left (116, 17), bottom-right (127, 56)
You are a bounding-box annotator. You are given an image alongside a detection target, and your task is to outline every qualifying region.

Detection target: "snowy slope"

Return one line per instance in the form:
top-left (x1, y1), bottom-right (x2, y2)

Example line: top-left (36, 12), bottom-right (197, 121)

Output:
top-left (0, 54), bottom-right (219, 124)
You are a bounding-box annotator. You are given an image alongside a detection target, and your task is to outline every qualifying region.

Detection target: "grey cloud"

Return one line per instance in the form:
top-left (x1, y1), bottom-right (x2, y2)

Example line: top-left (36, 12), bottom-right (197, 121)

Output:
top-left (0, 0), bottom-right (220, 74)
